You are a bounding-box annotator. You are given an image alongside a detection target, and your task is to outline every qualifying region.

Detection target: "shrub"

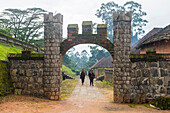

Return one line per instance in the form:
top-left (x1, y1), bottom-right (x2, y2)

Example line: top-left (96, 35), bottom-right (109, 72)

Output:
top-left (149, 96), bottom-right (170, 110)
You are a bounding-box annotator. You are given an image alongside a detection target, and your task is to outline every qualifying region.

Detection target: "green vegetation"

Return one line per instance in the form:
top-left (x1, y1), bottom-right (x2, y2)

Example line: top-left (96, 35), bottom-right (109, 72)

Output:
top-left (149, 97), bottom-right (170, 110)
top-left (0, 25), bottom-right (12, 36)
top-left (61, 79), bottom-right (78, 100)
top-left (128, 104), bottom-right (136, 108)
top-left (0, 44), bottom-right (22, 60)
top-left (0, 60), bottom-right (13, 96)
top-left (144, 104), bottom-right (150, 108)
top-left (62, 65), bottom-right (76, 77)
top-left (95, 1), bottom-right (148, 45)
top-left (0, 8), bottom-right (46, 46)
top-left (102, 80), bottom-right (113, 87)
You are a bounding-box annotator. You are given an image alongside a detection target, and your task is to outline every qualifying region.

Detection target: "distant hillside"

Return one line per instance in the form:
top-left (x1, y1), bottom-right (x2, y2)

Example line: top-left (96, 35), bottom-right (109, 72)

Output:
top-left (62, 65), bottom-right (76, 77)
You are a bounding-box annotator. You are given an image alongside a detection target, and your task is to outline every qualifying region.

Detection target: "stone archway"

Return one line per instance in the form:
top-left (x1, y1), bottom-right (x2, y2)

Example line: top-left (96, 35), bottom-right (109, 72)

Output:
top-left (43, 11), bottom-right (132, 103)
top-left (61, 35), bottom-right (114, 56)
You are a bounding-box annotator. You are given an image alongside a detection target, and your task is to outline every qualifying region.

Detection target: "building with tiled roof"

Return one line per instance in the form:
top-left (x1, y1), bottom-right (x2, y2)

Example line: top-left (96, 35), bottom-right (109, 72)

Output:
top-left (90, 56), bottom-right (113, 82)
top-left (131, 24), bottom-right (170, 54)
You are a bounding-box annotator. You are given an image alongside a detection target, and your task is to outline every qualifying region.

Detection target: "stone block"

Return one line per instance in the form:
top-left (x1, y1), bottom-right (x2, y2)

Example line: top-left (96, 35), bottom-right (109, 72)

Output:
top-left (29, 77), bottom-right (34, 83)
top-left (38, 77), bottom-right (43, 83)
top-left (13, 77), bottom-right (18, 82)
top-left (15, 89), bottom-right (22, 95)
top-left (26, 69), bottom-right (31, 76)
top-left (151, 68), bottom-right (158, 77)
top-left (11, 69), bottom-right (17, 76)
top-left (28, 84), bottom-right (33, 89)
top-left (55, 96), bottom-right (59, 100)
top-left (50, 96), bottom-right (55, 100)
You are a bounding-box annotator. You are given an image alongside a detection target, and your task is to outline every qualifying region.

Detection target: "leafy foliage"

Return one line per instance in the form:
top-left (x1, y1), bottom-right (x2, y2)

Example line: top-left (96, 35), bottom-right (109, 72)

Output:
top-left (0, 8), bottom-right (46, 45)
top-left (149, 97), bottom-right (170, 110)
top-left (95, 1), bottom-right (148, 45)
top-left (0, 24), bottom-right (12, 36)
top-left (87, 45), bottom-right (110, 68)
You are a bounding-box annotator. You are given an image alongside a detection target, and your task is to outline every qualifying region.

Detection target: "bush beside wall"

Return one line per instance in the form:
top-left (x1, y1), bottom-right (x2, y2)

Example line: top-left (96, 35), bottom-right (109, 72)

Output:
top-left (0, 60), bottom-right (13, 96)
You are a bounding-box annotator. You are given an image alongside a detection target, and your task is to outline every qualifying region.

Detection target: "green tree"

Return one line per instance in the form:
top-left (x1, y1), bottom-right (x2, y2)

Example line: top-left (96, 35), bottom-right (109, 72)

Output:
top-left (0, 8), bottom-right (47, 44)
top-left (95, 1), bottom-right (148, 45)
top-left (0, 24), bottom-right (12, 36)
top-left (87, 45), bottom-right (110, 68)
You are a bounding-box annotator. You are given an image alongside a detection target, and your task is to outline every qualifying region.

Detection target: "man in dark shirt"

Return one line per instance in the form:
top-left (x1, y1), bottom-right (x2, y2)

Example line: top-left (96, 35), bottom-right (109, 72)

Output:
top-left (80, 69), bottom-right (85, 85)
top-left (88, 69), bottom-right (95, 86)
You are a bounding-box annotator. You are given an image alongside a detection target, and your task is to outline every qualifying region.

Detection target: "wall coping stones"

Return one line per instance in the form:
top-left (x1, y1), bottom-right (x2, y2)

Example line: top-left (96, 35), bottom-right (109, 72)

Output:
top-left (68, 24), bottom-right (78, 29)
top-left (8, 50), bottom-right (44, 60)
top-left (0, 32), bottom-right (44, 53)
top-left (82, 21), bottom-right (93, 25)
top-left (97, 24), bottom-right (107, 28)
top-left (131, 51), bottom-right (170, 62)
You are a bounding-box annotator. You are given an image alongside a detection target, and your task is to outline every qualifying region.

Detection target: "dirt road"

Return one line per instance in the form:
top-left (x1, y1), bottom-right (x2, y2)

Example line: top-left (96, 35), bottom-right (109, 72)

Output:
top-left (0, 78), bottom-right (169, 113)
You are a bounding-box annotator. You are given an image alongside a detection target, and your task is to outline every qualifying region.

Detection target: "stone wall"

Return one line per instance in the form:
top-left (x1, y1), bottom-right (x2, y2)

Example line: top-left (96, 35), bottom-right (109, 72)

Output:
top-left (104, 69), bottom-right (113, 82)
top-left (131, 61), bottom-right (170, 102)
top-left (0, 60), bottom-right (13, 96)
top-left (130, 50), bottom-right (170, 103)
top-left (0, 33), bottom-right (43, 53)
top-left (9, 51), bottom-right (44, 97)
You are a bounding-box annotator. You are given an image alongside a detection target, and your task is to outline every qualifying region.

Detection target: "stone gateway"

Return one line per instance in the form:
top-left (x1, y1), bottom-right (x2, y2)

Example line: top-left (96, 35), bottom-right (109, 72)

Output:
top-left (8, 12), bottom-right (170, 103)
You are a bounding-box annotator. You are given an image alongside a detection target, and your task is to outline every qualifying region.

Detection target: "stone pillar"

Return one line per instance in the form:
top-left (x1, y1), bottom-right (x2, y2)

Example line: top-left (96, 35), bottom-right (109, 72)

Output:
top-left (113, 11), bottom-right (132, 103)
top-left (44, 12), bottom-right (63, 100)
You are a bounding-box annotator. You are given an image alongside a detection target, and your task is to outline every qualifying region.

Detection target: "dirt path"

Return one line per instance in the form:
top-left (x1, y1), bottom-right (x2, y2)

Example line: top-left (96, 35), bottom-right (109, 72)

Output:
top-left (0, 78), bottom-right (169, 113)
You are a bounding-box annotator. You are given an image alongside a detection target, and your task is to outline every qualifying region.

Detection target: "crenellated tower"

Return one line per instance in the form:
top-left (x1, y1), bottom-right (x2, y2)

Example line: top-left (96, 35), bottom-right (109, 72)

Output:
top-left (113, 11), bottom-right (132, 103)
top-left (44, 12), bottom-right (63, 100)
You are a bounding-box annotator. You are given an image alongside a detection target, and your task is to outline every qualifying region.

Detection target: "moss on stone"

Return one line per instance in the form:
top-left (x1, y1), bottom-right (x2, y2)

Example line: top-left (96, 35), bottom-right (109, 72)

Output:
top-left (68, 24), bottom-right (78, 28)
top-left (97, 24), bottom-right (107, 28)
top-left (0, 32), bottom-right (38, 47)
top-left (130, 52), bottom-right (166, 62)
top-left (0, 60), bottom-right (13, 96)
top-left (8, 52), bottom-right (44, 60)
top-left (82, 21), bottom-right (92, 25)
top-left (149, 96), bottom-right (170, 110)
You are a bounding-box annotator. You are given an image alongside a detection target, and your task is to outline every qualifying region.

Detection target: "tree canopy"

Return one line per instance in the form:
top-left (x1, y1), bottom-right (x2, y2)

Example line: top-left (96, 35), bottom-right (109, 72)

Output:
top-left (95, 1), bottom-right (148, 45)
top-left (0, 8), bottom-right (47, 45)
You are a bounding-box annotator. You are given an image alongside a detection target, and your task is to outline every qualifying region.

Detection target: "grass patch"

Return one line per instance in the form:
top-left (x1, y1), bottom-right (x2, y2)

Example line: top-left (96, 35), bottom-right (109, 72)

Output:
top-left (62, 65), bottom-right (76, 77)
top-left (0, 44), bottom-right (22, 60)
top-left (144, 104), bottom-right (150, 108)
top-left (61, 79), bottom-right (78, 100)
top-left (102, 80), bottom-right (113, 87)
top-left (128, 104), bottom-right (136, 108)
top-left (95, 80), bottom-right (113, 101)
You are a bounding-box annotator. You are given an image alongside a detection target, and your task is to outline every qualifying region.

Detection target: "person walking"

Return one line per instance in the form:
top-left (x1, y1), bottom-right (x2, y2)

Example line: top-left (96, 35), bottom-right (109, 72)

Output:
top-left (88, 69), bottom-right (95, 86)
top-left (80, 69), bottom-right (85, 85)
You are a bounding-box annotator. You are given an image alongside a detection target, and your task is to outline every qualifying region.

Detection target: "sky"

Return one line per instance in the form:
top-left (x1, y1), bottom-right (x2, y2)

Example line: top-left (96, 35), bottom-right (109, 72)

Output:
top-left (0, 0), bottom-right (170, 53)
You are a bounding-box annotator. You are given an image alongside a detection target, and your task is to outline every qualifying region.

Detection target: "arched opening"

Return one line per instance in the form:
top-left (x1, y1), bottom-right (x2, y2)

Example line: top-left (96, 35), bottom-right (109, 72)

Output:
top-left (61, 43), bottom-right (114, 100)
